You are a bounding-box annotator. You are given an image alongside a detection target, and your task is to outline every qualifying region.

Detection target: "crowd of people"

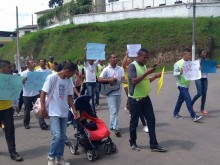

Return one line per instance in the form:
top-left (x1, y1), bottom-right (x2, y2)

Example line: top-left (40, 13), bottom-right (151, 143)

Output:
top-left (0, 47), bottom-right (217, 164)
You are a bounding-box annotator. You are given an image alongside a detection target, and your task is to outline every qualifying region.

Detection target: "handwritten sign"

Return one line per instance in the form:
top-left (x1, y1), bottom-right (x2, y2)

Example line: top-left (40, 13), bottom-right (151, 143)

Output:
top-left (182, 61), bottom-right (201, 80)
top-left (25, 72), bottom-right (49, 91)
top-left (157, 67), bottom-right (165, 96)
top-left (0, 73), bottom-right (23, 100)
top-left (201, 60), bottom-right (217, 73)
top-left (86, 43), bottom-right (106, 60)
top-left (127, 44), bottom-right (141, 57)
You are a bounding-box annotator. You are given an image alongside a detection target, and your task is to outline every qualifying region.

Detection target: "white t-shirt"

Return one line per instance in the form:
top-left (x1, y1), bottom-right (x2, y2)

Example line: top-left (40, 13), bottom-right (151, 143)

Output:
top-left (21, 69), bottom-right (39, 97)
top-left (99, 65), bottom-right (124, 95)
top-left (36, 68), bottom-right (52, 74)
top-left (42, 73), bottom-right (74, 117)
top-left (85, 60), bottom-right (99, 82)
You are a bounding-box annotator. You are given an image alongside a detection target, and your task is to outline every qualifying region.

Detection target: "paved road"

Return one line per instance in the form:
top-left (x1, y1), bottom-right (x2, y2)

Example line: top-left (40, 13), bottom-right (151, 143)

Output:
top-left (1, 70), bottom-right (220, 165)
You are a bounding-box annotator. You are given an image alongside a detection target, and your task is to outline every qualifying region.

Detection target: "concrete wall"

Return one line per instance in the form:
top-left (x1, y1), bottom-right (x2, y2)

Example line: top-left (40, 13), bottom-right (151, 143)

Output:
top-left (105, 0), bottom-right (219, 12)
top-left (45, 2), bottom-right (220, 29)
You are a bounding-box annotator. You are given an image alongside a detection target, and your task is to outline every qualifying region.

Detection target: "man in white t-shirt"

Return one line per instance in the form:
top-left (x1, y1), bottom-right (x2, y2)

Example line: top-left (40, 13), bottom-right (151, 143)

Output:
top-left (99, 53), bottom-right (124, 137)
top-left (36, 59), bottom-right (51, 129)
top-left (84, 51), bottom-right (99, 110)
top-left (36, 59), bottom-right (52, 74)
top-left (21, 60), bottom-right (41, 129)
top-left (40, 62), bottom-right (78, 165)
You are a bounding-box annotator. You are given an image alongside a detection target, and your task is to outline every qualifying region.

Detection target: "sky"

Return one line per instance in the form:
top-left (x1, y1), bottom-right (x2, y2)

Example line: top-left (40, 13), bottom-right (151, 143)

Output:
top-left (0, 0), bottom-right (50, 31)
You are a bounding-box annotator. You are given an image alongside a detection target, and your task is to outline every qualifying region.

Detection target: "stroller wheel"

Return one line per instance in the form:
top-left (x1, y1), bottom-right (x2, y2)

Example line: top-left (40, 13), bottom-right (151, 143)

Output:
top-left (111, 143), bottom-right (117, 153)
top-left (104, 144), bottom-right (111, 154)
top-left (86, 150), bottom-right (94, 162)
top-left (92, 149), bottom-right (98, 159)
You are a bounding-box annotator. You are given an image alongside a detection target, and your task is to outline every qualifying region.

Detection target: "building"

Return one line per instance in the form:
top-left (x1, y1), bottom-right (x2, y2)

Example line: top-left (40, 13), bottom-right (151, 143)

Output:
top-left (0, 31), bottom-right (17, 47)
top-left (18, 25), bottom-right (38, 37)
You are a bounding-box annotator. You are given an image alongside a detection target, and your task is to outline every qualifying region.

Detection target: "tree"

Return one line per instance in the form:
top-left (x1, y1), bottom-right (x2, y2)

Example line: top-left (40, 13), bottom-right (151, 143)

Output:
top-left (49, 0), bottom-right (64, 8)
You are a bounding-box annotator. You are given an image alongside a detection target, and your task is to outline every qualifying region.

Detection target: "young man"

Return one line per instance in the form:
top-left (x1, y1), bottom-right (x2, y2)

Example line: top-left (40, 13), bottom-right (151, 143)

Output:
top-left (173, 48), bottom-right (203, 122)
top-left (128, 48), bottom-right (167, 152)
top-left (40, 62), bottom-right (79, 165)
top-left (0, 60), bottom-right (23, 161)
top-left (99, 53), bottom-right (124, 137)
top-left (84, 50), bottom-right (99, 110)
top-left (21, 60), bottom-right (48, 130)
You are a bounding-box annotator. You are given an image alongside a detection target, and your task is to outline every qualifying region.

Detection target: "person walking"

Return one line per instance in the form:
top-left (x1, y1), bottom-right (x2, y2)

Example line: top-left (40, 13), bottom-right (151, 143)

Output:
top-left (0, 60), bottom-right (23, 161)
top-left (173, 48), bottom-right (203, 121)
top-left (40, 62), bottom-right (79, 165)
top-left (99, 53), bottom-right (124, 137)
top-left (128, 48), bottom-right (167, 152)
top-left (191, 49), bottom-right (209, 115)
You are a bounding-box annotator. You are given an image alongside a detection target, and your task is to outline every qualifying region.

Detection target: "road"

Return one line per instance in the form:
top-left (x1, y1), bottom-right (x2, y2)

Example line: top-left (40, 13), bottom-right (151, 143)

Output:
top-left (0, 70), bottom-right (220, 165)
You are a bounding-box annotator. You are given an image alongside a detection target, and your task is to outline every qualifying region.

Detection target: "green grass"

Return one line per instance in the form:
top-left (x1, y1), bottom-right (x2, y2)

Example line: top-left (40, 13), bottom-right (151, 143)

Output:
top-left (0, 17), bottom-right (220, 69)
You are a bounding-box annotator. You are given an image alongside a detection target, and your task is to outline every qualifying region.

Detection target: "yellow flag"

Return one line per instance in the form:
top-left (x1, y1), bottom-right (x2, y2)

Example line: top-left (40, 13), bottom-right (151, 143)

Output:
top-left (157, 67), bottom-right (165, 96)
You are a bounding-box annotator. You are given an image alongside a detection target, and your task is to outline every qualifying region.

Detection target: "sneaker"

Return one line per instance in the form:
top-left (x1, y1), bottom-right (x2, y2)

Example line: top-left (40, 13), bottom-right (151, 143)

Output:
top-left (200, 110), bottom-right (208, 115)
top-left (48, 156), bottom-right (55, 165)
top-left (131, 144), bottom-right (140, 152)
top-left (41, 124), bottom-right (49, 130)
top-left (173, 114), bottom-right (184, 119)
top-left (143, 126), bottom-right (149, 133)
top-left (17, 113), bottom-right (20, 117)
top-left (115, 129), bottom-right (121, 137)
top-left (110, 127), bottom-right (115, 131)
top-left (55, 156), bottom-right (70, 165)
top-left (150, 145), bottom-right (167, 152)
top-left (95, 104), bottom-right (101, 108)
top-left (10, 152), bottom-right (23, 162)
top-left (124, 107), bottom-right (127, 111)
top-left (193, 115), bottom-right (203, 122)
top-left (25, 125), bottom-right (30, 129)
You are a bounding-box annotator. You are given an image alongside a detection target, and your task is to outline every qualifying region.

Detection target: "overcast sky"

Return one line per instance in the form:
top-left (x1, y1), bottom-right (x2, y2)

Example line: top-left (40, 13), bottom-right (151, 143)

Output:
top-left (0, 0), bottom-right (49, 31)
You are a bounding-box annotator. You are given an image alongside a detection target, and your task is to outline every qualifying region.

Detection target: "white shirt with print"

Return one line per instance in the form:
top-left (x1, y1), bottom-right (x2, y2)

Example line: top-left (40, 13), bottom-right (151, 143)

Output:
top-left (85, 60), bottom-right (99, 82)
top-left (42, 73), bottom-right (74, 118)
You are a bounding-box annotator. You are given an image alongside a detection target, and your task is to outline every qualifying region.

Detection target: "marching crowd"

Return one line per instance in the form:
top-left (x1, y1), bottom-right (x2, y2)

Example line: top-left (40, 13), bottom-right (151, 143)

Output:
top-left (0, 47), bottom-right (215, 165)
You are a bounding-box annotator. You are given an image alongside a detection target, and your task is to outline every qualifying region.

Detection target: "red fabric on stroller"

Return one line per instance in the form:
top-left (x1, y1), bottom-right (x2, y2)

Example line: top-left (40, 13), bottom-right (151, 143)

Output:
top-left (81, 112), bottom-right (110, 141)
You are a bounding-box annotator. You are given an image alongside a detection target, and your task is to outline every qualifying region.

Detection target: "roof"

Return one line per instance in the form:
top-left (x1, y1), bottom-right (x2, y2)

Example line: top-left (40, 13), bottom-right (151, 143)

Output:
top-left (34, 9), bottom-right (52, 14)
top-left (0, 31), bottom-right (17, 37)
top-left (18, 25), bottom-right (38, 30)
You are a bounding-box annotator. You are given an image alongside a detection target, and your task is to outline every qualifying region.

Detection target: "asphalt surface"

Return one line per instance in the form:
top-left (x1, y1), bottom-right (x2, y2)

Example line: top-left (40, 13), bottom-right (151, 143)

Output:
top-left (0, 70), bottom-right (220, 165)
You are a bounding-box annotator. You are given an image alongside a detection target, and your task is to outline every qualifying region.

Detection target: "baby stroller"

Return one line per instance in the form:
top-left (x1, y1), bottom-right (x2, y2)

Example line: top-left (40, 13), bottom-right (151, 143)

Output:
top-left (65, 96), bottom-right (117, 162)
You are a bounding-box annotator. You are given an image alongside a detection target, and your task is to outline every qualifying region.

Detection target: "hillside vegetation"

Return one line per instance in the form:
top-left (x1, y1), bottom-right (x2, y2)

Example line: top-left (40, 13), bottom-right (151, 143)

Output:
top-left (1, 17), bottom-right (220, 67)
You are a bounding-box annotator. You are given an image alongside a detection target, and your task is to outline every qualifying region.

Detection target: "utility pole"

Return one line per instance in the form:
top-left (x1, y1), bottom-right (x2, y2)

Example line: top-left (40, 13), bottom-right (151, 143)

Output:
top-left (192, 0), bottom-right (196, 61)
top-left (16, 6), bottom-right (20, 72)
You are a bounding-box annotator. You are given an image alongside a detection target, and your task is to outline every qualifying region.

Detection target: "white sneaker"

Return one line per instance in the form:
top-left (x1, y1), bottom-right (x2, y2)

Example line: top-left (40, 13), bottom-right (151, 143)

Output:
top-left (143, 126), bottom-right (149, 133)
top-left (48, 156), bottom-right (55, 165)
top-left (55, 156), bottom-right (70, 165)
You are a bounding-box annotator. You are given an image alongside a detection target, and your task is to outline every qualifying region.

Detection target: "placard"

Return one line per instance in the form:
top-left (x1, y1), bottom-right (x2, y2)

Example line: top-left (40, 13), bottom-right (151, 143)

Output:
top-left (0, 73), bottom-right (23, 100)
top-left (127, 44), bottom-right (141, 57)
top-left (86, 43), bottom-right (106, 60)
top-left (182, 61), bottom-right (201, 80)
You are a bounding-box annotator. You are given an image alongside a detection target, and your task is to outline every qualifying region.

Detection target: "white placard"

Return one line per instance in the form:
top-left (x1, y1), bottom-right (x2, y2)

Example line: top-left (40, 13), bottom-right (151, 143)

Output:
top-left (127, 44), bottom-right (141, 57)
top-left (182, 61), bottom-right (201, 80)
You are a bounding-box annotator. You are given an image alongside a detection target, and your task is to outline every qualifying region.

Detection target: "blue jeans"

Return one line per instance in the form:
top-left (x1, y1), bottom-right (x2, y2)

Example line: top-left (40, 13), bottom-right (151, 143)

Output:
top-left (49, 116), bottom-right (68, 157)
top-left (86, 82), bottom-right (96, 110)
top-left (106, 95), bottom-right (121, 130)
top-left (173, 86), bottom-right (196, 118)
top-left (191, 78), bottom-right (208, 110)
top-left (95, 81), bottom-right (101, 105)
top-left (129, 96), bottom-right (158, 147)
